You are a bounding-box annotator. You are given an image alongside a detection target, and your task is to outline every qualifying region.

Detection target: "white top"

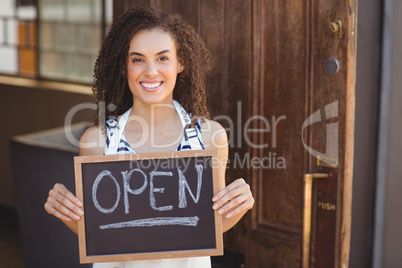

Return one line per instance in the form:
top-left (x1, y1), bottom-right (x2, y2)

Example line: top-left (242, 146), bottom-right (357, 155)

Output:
top-left (94, 100), bottom-right (211, 268)
top-left (93, 257), bottom-right (211, 268)
top-left (104, 100), bottom-right (204, 155)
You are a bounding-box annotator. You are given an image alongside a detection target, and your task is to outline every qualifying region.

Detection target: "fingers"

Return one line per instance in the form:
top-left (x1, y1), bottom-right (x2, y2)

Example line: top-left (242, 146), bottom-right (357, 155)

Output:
top-left (217, 191), bottom-right (251, 215)
top-left (224, 195), bottom-right (255, 218)
top-left (54, 183), bottom-right (83, 207)
top-left (44, 198), bottom-right (75, 221)
top-left (212, 181), bottom-right (248, 211)
top-left (212, 178), bottom-right (254, 218)
top-left (212, 178), bottom-right (246, 202)
top-left (44, 183), bottom-right (84, 222)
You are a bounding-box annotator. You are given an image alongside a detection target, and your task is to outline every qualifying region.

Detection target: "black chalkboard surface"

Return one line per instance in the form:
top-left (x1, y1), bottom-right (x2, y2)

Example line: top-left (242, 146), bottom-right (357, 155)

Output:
top-left (74, 149), bottom-right (223, 263)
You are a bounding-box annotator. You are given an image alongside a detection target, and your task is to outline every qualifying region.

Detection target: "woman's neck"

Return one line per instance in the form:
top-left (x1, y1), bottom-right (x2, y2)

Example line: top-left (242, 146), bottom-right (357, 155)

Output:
top-left (123, 99), bottom-right (183, 153)
top-left (130, 99), bottom-right (180, 129)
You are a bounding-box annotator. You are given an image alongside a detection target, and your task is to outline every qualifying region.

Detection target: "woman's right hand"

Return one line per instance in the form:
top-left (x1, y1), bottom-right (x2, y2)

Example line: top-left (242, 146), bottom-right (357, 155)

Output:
top-left (44, 183), bottom-right (84, 222)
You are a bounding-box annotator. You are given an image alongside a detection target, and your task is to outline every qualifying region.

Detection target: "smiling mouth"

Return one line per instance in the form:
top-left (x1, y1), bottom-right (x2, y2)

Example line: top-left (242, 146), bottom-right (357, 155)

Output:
top-left (140, 82), bottom-right (163, 91)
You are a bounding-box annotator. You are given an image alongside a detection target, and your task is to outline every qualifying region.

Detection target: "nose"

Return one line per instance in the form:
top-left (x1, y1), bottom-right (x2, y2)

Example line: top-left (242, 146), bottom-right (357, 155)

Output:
top-left (144, 61), bottom-right (158, 78)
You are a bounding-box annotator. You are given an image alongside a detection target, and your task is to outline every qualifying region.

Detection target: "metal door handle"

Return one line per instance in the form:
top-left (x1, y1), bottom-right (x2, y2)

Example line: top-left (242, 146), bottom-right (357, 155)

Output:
top-left (302, 173), bottom-right (329, 268)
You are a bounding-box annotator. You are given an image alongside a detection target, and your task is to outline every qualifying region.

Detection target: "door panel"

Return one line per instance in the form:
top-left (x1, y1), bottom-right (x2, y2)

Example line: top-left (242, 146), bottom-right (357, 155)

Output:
top-left (249, 0), bottom-right (308, 267)
top-left (309, 0), bottom-right (356, 267)
top-left (115, 1), bottom-right (356, 267)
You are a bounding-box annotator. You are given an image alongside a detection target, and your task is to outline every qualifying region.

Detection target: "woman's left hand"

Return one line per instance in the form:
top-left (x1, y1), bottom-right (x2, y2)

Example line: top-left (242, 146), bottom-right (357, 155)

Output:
top-left (212, 178), bottom-right (254, 218)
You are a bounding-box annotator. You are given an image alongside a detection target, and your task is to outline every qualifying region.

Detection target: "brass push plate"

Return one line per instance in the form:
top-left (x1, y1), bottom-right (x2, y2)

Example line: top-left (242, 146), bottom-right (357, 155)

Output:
top-left (317, 155), bottom-right (338, 168)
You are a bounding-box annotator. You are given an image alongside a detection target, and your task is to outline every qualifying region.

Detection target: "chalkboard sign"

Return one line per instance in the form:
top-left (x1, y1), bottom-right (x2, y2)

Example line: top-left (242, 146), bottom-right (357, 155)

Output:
top-left (74, 149), bottom-right (223, 263)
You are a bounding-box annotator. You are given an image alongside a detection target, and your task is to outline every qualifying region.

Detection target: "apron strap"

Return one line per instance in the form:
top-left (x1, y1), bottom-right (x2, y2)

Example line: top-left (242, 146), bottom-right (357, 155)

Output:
top-left (106, 101), bottom-right (203, 154)
top-left (173, 100), bottom-right (204, 150)
top-left (105, 108), bottom-right (132, 155)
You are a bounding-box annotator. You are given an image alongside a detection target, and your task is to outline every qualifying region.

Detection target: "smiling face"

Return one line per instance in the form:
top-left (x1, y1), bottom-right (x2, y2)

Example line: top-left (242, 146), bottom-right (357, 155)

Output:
top-left (126, 28), bottom-right (184, 106)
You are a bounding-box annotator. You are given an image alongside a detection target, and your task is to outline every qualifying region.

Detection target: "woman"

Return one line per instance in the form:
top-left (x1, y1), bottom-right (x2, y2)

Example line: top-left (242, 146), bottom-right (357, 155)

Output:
top-left (44, 7), bottom-right (254, 268)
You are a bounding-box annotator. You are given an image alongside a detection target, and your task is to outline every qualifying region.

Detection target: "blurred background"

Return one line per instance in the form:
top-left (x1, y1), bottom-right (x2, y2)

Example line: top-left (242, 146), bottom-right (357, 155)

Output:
top-left (0, 1), bottom-right (109, 267)
top-left (0, 0), bottom-right (401, 267)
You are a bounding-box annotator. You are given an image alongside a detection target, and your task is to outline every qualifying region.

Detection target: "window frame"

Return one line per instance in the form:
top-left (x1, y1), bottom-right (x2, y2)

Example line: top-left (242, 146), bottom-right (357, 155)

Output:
top-left (0, 0), bottom-right (110, 86)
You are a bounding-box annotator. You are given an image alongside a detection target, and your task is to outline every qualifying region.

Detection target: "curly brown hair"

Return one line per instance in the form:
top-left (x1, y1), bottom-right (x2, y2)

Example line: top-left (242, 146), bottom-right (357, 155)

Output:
top-left (92, 6), bottom-right (212, 128)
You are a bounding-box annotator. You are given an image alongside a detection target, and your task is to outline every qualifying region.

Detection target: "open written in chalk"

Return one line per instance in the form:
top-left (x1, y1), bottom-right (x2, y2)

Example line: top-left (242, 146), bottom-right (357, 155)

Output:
top-left (74, 149), bottom-right (223, 263)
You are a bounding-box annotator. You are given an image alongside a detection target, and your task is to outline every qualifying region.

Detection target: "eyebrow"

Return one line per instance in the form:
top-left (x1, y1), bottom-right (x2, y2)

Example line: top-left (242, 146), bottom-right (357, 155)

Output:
top-left (129, 50), bottom-right (171, 57)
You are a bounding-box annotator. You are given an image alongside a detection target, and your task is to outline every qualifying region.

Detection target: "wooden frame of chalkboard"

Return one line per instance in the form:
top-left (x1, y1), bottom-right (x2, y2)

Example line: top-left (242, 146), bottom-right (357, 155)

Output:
top-left (74, 149), bottom-right (223, 263)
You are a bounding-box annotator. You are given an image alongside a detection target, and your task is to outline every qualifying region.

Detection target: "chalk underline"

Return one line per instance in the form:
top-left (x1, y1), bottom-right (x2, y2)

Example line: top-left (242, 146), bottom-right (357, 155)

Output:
top-left (99, 216), bottom-right (199, 229)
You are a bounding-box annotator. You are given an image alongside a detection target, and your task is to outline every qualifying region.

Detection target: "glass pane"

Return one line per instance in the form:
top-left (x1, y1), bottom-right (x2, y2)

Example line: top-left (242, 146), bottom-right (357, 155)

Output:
top-left (18, 21), bottom-right (36, 47)
top-left (40, 22), bottom-right (53, 48)
top-left (18, 21), bottom-right (27, 45)
top-left (0, 47), bottom-right (18, 74)
top-left (40, 50), bottom-right (64, 79)
top-left (7, 19), bottom-right (18, 45)
top-left (16, 5), bottom-right (36, 20)
top-left (63, 24), bottom-right (77, 49)
top-left (93, 0), bottom-right (102, 23)
top-left (0, 20), bottom-right (4, 44)
top-left (30, 21), bottom-right (36, 46)
top-left (17, 20), bottom-right (36, 47)
top-left (76, 24), bottom-right (101, 51)
top-left (105, 0), bottom-right (113, 36)
top-left (67, 0), bottom-right (100, 23)
top-left (40, 0), bottom-right (65, 21)
top-left (19, 48), bottom-right (36, 76)
top-left (53, 22), bottom-right (75, 49)
top-left (0, 0), bottom-right (15, 17)
top-left (105, 0), bottom-right (113, 24)
top-left (67, 53), bottom-right (93, 83)
top-left (39, 0), bottom-right (105, 83)
top-left (0, 0), bottom-right (37, 77)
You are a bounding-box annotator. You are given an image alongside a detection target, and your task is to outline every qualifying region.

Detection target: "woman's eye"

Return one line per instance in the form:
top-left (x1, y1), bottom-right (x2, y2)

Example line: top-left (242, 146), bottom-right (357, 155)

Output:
top-left (158, 56), bottom-right (169, 62)
top-left (132, 58), bottom-right (143, 63)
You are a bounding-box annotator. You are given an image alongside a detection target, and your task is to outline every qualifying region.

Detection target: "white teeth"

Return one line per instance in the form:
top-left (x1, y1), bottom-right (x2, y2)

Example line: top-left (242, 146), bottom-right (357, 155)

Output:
top-left (141, 82), bottom-right (162, 88)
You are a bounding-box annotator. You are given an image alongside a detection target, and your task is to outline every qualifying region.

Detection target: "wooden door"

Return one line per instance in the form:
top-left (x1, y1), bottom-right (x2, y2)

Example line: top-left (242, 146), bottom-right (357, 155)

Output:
top-left (114, 1), bottom-right (357, 267)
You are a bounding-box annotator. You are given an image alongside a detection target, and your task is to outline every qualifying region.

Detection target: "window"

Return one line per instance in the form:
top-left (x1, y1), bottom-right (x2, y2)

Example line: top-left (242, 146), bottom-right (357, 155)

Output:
top-left (0, 0), bottom-right (113, 84)
top-left (0, 0), bottom-right (36, 76)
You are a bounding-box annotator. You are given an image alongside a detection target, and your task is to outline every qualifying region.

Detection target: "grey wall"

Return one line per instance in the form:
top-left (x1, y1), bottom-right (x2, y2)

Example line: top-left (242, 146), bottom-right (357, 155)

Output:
top-left (373, 0), bottom-right (402, 267)
top-left (382, 1), bottom-right (402, 265)
top-left (350, 0), bottom-right (382, 267)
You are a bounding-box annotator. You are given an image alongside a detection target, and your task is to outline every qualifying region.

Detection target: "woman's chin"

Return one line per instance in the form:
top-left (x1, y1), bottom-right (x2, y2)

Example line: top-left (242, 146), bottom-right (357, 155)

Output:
top-left (134, 95), bottom-right (173, 106)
